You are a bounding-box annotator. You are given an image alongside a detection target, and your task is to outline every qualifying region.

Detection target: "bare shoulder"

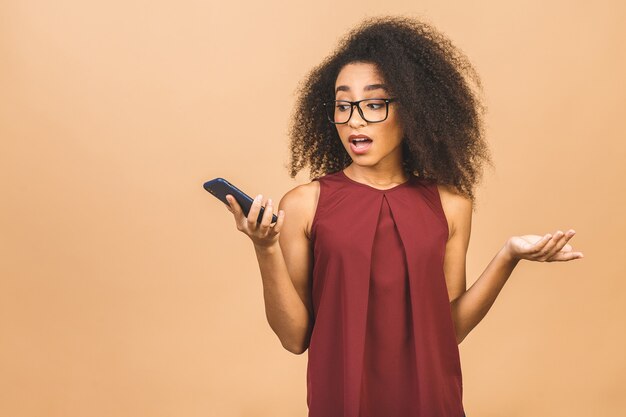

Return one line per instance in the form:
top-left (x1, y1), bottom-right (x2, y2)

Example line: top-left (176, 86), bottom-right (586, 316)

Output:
top-left (278, 180), bottom-right (320, 240)
top-left (436, 183), bottom-right (473, 240)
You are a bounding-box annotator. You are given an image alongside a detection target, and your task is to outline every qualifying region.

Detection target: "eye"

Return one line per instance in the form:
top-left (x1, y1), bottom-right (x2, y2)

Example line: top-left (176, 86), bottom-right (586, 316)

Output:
top-left (336, 103), bottom-right (351, 112)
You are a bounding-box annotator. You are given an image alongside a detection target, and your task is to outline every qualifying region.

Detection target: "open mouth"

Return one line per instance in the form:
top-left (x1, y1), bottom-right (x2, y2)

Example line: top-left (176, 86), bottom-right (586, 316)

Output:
top-left (351, 138), bottom-right (373, 148)
top-left (349, 138), bottom-right (373, 153)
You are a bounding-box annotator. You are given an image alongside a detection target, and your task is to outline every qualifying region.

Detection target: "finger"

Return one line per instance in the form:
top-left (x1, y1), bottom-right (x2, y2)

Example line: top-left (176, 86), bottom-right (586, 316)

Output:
top-left (247, 194), bottom-right (263, 229)
top-left (548, 250), bottom-right (585, 262)
top-left (225, 195), bottom-right (246, 231)
top-left (226, 195), bottom-right (244, 218)
top-left (225, 194), bottom-right (236, 210)
top-left (259, 197), bottom-right (275, 230)
top-left (530, 234), bottom-right (553, 254)
top-left (537, 232), bottom-right (559, 257)
top-left (272, 209), bottom-right (285, 233)
top-left (538, 230), bottom-right (570, 258)
top-left (552, 241), bottom-right (584, 258)
top-left (225, 194), bottom-right (235, 213)
top-left (549, 245), bottom-right (584, 262)
top-left (547, 229), bottom-right (576, 257)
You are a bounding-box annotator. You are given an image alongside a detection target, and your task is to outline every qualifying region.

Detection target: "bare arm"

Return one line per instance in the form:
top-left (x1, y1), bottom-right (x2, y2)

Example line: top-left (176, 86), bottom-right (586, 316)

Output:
top-left (439, 185), bottom-right (520, 344)
top-left (450, 247), bottom-right (519, 344)
top-left (226, 184), bottom-right (316, 354)
top-left (439, 186), bottom-right (583, 344)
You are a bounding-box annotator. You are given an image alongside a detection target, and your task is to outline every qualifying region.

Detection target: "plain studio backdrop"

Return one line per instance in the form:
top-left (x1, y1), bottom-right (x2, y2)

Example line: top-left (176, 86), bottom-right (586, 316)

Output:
top-left (1, 1), bottom-right (624, 416)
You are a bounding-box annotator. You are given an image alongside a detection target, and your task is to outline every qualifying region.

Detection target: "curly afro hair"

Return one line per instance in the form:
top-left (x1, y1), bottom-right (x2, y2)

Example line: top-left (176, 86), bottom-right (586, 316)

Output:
top-left (286, 15), bottom-right (494, 204)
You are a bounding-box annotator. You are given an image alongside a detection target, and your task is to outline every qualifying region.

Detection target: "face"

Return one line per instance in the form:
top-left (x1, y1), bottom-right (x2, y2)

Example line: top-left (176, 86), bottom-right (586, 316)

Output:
top-left (333, 61), bottom-right (404, 168)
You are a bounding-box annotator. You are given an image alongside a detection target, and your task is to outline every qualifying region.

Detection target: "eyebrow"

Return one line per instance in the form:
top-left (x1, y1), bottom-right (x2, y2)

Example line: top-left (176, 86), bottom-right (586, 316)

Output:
top-left (335, 84), bottom-right (388, 94)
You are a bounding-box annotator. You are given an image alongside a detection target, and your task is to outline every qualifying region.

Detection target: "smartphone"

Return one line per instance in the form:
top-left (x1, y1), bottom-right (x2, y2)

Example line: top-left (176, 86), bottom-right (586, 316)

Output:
top-left (203, 177), bottom-right (278, 224)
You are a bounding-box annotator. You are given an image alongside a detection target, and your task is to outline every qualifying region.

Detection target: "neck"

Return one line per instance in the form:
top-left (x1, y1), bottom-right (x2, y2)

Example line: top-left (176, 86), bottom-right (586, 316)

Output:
top-left (344, 164), bottom-right (409, 187)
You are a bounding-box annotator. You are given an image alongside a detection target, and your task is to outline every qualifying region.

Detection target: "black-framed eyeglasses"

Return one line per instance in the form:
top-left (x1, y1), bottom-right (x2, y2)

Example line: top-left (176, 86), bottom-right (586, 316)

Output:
top-left (322, 98), bottom-right (397, 124)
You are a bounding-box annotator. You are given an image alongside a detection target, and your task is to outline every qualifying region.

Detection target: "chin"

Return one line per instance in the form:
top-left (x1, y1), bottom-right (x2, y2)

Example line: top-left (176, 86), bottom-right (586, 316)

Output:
top-left (348, 159), bottom-right (379, 167)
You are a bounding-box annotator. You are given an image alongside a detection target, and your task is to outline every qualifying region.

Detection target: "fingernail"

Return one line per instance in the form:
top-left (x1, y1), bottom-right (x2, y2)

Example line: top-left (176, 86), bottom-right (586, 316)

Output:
top-left (268, 198), bottom-right (272, 205)
top-left (256, 194), bottom-right (262, 202)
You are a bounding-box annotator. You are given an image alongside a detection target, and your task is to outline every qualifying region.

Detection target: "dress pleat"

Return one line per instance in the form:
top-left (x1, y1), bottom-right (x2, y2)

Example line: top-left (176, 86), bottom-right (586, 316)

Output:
top-left (359, 195), bottom-right (419, 417)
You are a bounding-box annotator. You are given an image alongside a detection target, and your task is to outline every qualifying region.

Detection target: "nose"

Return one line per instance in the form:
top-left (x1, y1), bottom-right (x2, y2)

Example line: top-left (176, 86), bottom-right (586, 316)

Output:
top-left (347, 103), bottom-right (366, 128)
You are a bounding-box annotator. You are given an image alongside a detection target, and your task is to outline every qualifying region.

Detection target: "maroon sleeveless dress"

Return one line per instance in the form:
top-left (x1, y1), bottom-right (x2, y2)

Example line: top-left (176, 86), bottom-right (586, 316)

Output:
top-left (307, 170), bottom-right (465, 417)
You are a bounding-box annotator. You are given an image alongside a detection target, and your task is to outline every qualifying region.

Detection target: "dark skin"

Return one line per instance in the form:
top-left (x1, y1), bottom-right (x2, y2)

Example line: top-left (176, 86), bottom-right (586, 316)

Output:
top-left (223, 62), bottom-right (584, 352)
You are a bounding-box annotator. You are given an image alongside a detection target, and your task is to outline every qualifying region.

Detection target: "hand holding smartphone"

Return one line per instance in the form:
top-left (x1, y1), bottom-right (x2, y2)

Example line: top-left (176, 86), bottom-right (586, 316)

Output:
top-left (203, 177), bottom-right (278, 225)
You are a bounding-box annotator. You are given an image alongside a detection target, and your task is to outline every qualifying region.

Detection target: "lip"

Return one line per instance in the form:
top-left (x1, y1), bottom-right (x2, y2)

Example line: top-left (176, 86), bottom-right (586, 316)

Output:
top-left (348, 134), bottom-right (373, 155)
top-left (349, 134), bottom-right (372, 142)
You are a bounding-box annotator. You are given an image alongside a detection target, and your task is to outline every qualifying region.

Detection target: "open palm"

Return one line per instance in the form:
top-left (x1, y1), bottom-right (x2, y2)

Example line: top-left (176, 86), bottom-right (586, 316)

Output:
top-left (505, 229), bottom-right (584, 262)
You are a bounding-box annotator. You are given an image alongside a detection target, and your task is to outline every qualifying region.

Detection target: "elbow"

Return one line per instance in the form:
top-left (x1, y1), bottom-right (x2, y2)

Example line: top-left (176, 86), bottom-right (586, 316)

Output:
top-left (282, 329), bottom-right (312, 355)
top-left (281, 319), bottom-right (314, 355)
top-left (284, 341), bottom-right (309, 355)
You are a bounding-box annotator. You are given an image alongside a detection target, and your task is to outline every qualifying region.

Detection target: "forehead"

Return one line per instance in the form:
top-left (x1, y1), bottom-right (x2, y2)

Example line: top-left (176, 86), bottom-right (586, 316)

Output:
top-left (335, 62), bottom-right (384, 87)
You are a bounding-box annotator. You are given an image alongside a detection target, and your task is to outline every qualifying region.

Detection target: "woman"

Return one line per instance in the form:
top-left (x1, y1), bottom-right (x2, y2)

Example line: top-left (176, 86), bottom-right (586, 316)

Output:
top-left (224, 15), bottom-right (583, 417)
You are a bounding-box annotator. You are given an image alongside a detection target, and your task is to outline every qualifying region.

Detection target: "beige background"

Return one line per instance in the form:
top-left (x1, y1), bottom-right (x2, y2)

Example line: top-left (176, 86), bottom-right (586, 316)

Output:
top-left (1, 0), bottom-right (625, 416)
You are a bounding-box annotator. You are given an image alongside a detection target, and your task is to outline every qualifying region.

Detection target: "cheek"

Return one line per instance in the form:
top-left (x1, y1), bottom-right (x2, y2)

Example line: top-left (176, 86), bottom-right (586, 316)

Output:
top-left (383, 121), bottom-right (404, 146)
top-left (336, 125), bottom-right (351, 141)
top-left (389, 114), bottom-right (403, 136)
